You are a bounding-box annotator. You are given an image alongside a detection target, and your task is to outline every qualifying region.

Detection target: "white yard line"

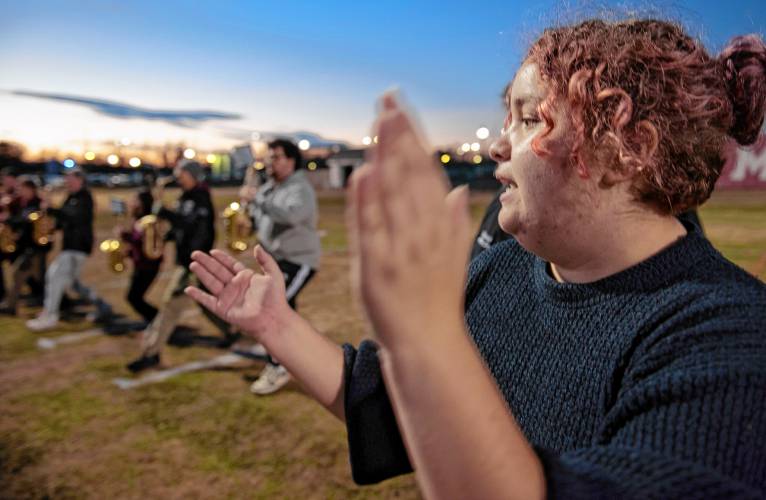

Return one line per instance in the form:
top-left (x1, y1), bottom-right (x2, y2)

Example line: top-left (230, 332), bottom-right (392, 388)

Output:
top-left (36, 309), bottom-right (199, 350)
top-left (36, 329), bottom-right (102, 350)
top-left (112, 348), bottom-right (261, 390)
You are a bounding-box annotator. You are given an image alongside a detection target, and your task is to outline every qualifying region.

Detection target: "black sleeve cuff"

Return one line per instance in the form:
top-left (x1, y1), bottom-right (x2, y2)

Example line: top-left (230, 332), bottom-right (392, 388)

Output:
top-left (343, 340), bottom-right (413, 485)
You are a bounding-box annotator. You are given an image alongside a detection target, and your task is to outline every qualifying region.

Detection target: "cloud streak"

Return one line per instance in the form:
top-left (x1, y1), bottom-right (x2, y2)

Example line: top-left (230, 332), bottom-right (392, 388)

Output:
top-left (216, 126), bottom-right (349, 148)
top-left (10, 90), bottom-right (242, 127)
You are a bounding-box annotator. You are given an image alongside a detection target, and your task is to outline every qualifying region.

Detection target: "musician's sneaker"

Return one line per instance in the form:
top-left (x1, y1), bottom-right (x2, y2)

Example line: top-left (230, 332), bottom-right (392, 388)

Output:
top-left (86, 300), bottom-right (114, 324)
top-left (250, 364), bottom-right (290, 395)
top-left (126, 354), bottom-right (160, 373)
top-left (26, 313), bottom-right (59, 331)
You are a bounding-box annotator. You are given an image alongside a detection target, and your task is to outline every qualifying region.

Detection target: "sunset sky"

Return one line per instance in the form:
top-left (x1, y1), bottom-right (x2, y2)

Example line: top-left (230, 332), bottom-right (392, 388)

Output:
top-left (1, 0), bottom-right (764, 158)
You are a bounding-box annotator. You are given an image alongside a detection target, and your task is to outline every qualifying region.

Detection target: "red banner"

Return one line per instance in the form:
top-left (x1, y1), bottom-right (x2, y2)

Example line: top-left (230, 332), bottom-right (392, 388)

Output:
top-left (718, 134), bottom-right (766, 189)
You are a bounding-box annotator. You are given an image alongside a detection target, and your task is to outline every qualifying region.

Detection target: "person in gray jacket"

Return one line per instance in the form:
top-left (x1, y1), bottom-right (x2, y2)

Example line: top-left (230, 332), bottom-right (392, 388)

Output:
top-left (248, 138), bottom-right (320, 394)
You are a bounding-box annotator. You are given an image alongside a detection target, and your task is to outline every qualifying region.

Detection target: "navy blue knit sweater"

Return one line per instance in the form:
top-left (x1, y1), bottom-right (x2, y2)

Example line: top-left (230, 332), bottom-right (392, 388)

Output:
top-left (343, 222), bottom-right (766, 498)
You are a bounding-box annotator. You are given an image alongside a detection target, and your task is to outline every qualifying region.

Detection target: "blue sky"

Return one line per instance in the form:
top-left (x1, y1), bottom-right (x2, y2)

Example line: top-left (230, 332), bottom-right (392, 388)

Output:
top-left (1, 0), bottom-right (764, 156)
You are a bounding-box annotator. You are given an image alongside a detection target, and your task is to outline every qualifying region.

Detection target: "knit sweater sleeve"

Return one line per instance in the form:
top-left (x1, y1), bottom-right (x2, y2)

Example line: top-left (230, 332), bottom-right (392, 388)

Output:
top-left (538, 300), bottom-right (766, 499)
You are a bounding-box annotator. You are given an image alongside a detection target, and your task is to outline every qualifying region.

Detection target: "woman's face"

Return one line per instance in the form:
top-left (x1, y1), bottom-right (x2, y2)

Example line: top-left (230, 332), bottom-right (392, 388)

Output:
top-left (489, 63), bottom-right (596, 260)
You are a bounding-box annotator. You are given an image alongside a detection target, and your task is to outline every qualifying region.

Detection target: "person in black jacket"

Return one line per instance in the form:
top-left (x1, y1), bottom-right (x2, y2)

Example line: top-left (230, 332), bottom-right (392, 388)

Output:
top-left (26, 168), bottom-right (113, 331)
top-left (126, 161), bottom-right (231, 373)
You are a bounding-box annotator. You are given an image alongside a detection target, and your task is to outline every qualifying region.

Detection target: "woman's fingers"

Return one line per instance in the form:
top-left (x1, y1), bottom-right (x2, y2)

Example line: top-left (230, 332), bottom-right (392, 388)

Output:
top-left (356, 167), bottom-right (390, 267)
top-left (210, 249), bottom-right (247, 274)
top-left (184, 286), bottom-right (219, 314)
top-left (189, 261), bottom-right (225, 296)
top-left (191, 250), bottom-right (235, 282)
top-left (346, 167), bottom-right (364, 257)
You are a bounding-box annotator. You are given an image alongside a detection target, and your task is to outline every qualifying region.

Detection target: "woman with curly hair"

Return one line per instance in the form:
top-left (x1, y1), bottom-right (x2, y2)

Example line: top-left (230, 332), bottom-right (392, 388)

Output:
top-left (187, 17), bottom-right (766, 499)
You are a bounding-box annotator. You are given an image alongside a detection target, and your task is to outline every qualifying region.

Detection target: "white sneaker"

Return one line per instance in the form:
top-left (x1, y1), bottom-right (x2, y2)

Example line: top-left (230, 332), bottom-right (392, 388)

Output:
top-left (250, 364), bottom-right (291, 395)
top-left (26, 313), bottom-right (60, 332)
top-left (247, 343), bottom-right (269, 357)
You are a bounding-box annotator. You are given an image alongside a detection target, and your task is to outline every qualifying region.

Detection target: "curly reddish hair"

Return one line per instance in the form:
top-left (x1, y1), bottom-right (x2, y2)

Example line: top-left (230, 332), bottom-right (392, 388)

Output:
top-left (525, 19), bottom-right (766, 214)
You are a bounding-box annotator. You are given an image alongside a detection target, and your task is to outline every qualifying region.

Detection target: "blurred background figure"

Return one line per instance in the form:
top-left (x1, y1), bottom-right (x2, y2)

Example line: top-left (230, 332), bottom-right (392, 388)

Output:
top-left (0, 168), bottom-right (22, 304)
top-left (126, 161), bottom-right (233, 373)
top-left (26, 168), bottom-right (113, 331)
top-left (116, 190), bottom-right (162, 325)
top-left (0, 178), bottom-right (49, 315)
top-left (246, 139), bottom-right (321, 395)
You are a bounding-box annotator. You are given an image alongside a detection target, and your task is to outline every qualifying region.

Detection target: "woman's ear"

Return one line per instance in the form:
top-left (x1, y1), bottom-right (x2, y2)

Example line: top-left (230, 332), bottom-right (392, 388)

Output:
top-left (594, 120), bottom-right (659, 188)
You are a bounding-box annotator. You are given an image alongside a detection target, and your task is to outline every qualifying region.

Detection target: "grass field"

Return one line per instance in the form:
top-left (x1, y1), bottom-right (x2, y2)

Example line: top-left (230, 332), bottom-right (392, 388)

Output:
top-left (1, 187), bottom-right (764, 499)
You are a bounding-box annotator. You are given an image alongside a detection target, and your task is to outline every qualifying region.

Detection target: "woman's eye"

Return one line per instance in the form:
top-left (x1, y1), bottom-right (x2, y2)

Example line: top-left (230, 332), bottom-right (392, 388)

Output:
top-left (521, 117), bottom-right (538, 128)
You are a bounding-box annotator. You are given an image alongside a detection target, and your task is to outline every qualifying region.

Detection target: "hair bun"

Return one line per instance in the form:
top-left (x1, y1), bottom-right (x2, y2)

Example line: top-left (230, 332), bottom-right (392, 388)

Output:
top-left (719, 35), bottom-right (766, 146)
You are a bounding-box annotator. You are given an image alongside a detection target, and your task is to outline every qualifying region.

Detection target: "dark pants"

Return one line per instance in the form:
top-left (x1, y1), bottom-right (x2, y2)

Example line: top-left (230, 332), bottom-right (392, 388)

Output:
top-left (267, 260), bottom-right (316, 366)
top-left (127, 265), bottom-right (160, 323)
top-left (141, 266), bottom-right (233, 357)
top-left (4, 250), bottom-right (45, 309)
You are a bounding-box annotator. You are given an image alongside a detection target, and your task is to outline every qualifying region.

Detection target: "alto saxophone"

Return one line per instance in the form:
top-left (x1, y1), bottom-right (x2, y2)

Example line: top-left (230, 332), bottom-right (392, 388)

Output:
top-left (0, 194), bottom-right (17, 253)
top-left (0, 222), bottom-right (17, 254)
top-left (28, 211), bottom-right (54, 245)
top-left (99, 196), bottom-right (128, 273)
top-left (222, 201), bottom-right (253, 253)
top-left (99, 238), bottom-right (126, 273)
top-left (137, 215), bottom-right (165, 260)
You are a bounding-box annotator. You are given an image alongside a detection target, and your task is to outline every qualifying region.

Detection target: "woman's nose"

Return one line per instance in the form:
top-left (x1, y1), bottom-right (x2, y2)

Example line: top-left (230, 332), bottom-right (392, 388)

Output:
top-left (489, 133), bottom-right (511, 163)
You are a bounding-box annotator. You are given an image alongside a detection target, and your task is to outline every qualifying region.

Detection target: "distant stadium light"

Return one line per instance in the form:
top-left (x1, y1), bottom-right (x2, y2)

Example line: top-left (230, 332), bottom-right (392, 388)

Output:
top-left (84, 151), bottom-right (96, 161)
top-left (107, 154), bottom-right (119, 166)
top-left (362, 136), bottom-right (372, 146)
top-left (440, 154), bottom-right (451, 164)
top-left (473, 154), bottom-right (483, 164)
top-left (476, 127), bottom-right (490, 140)
top-left (63, 158), bottom-right (75, 168)
top-left (461, 142), bottom-right (470, 153)
top-left (307, 161), bottom-right (317, 171)
top-left (120, 137), bottom-right (131, 146)
top-left (183, 148), bottom-right (196, 159)
top-left (206, 154), bottom-right (217, 164)
top-left (470, 142), bottom-right (481, 152)
top-left (129, 157), bottom-right (142, 167)
top-left (298, 140), bottom-right (311, 151)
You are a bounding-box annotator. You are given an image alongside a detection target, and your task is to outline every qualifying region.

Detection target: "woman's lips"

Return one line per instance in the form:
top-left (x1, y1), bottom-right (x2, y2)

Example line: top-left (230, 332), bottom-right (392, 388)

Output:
top-left (499, 183), bottom-right (516, 203)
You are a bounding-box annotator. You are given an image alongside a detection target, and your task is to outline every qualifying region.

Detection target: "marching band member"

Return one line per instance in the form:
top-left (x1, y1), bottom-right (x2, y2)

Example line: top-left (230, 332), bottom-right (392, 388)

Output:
top-left (245, 139), bottom-right (321, 395)
top-left (0, 168), bottom-right (22, 303)
top-left (26, 168), bottom-right (113, 331)
top-left (126, 161), bottom-right (233, 373)
top-left (0, 178), bottom-right (50, 315)
top-left (116, 190), bottom-right (162, 325)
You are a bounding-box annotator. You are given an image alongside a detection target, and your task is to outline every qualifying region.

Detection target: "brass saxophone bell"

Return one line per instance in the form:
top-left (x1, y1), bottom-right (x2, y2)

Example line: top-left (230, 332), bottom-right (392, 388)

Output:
top-left (28, 211), bottom-right (54, 246)
top-left (0, 223), bottom-right (17, 254)
top-left (222, 201), bottom-right (252, 253)
top-left (99, 238), bottom-right (126, 273)
top-left (137, 214), bottom-right (165, 260)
